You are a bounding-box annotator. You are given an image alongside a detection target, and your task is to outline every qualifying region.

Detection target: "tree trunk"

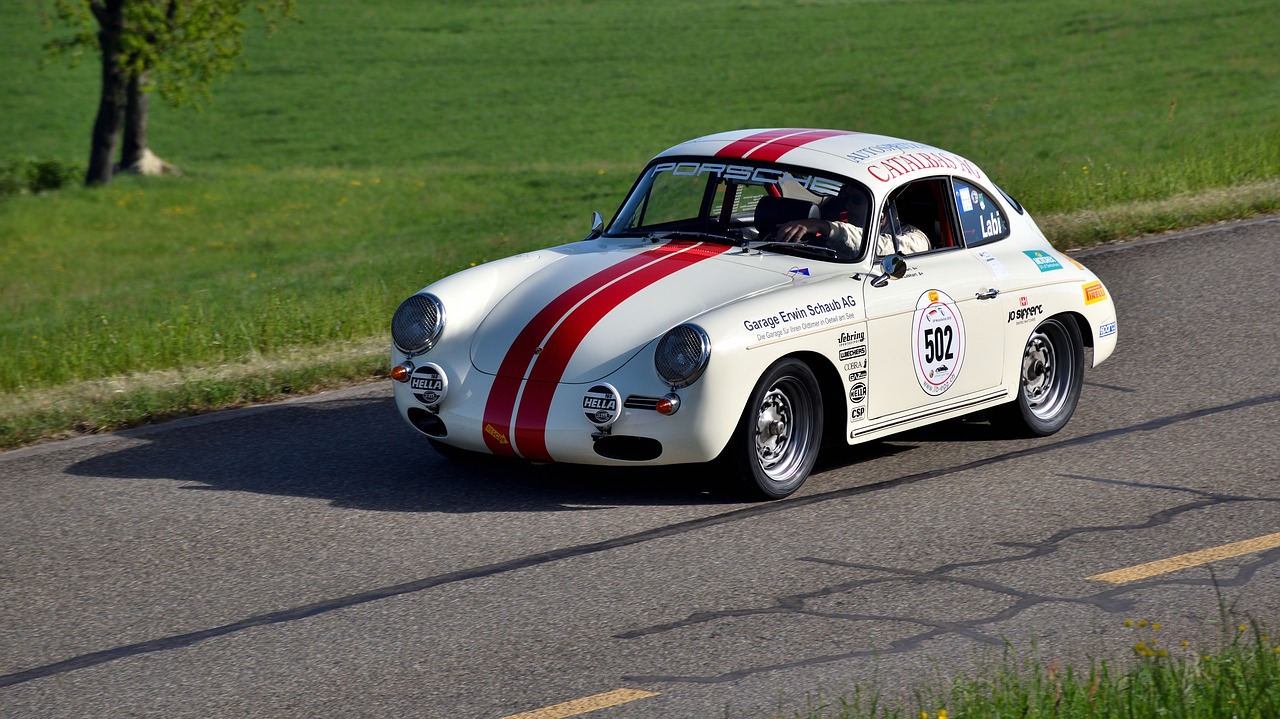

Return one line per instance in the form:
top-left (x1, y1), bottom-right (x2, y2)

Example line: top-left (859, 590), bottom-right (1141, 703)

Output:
top-left (120, 71), bottom-right (149, 172)
top-left (84, 0), bottom-right (128, 186)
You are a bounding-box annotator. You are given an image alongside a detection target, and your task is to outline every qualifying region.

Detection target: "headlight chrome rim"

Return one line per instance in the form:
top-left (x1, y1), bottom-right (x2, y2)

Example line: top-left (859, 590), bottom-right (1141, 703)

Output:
top-left (655, 324), bottom-right (711, 388)
top-left (391, 293), bottom-right (446, 355)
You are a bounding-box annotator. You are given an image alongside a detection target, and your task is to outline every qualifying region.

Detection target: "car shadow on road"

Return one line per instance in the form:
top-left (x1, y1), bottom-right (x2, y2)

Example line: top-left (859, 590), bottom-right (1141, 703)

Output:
top-left (64, 395), bottom-right (786, 512)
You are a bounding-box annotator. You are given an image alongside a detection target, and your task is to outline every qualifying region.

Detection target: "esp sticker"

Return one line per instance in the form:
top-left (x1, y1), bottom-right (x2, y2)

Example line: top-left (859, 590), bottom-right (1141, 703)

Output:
top-left (911, 290), bottom-right (966, 396)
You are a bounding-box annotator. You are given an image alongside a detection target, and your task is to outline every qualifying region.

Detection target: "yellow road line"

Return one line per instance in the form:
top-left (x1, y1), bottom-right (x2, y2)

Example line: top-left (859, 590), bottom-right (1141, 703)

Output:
top-left (1087, 532), bottom-right (1280, 583)
top-left (499, 688), bottom-right (659, 719)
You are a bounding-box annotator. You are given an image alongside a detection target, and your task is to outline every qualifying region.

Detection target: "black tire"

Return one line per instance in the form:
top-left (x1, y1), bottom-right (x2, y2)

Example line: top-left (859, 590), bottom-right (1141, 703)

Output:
top-left (992, 316), bottom-right (1084, 437)
top-left (722, 358), bottom-right (823, 500)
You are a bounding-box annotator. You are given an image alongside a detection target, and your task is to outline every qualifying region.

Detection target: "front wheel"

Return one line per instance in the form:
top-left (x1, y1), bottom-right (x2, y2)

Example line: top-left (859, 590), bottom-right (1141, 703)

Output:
top-left (992, 316), bottom-right (1084, 437)
top-left (721, 358), bottom-right (823, 500)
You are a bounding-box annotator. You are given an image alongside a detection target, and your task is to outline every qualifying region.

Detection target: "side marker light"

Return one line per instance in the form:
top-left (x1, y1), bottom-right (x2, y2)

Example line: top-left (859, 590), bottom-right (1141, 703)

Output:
top-left (655, 393), bottom-right (681, 415)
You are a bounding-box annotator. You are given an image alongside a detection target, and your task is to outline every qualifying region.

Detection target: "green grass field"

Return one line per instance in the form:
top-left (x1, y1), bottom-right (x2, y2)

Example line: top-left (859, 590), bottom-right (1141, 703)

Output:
top-left (1, 0), bottom-right (1278, 446)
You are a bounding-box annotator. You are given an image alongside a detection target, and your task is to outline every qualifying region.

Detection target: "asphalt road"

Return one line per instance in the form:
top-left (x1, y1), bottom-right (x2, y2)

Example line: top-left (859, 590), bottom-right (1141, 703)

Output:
top-left (3, 216), bottom-right (1279, 718)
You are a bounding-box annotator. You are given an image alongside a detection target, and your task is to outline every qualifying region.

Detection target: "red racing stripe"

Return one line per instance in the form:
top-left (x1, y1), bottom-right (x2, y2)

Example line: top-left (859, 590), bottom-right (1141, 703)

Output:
top-left (511, 242), bottom-right (729, 461)
top-left (480, 242), bottom-right (700, 456)
top-left (745, 129), bottom-right (856, 162)
top-left (713, 129), bottom-right (803, 159)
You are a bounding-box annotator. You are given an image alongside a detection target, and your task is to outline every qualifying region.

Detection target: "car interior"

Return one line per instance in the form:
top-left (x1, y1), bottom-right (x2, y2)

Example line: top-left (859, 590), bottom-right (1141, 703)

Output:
top-left (888, 179), bottom-right (958, 253)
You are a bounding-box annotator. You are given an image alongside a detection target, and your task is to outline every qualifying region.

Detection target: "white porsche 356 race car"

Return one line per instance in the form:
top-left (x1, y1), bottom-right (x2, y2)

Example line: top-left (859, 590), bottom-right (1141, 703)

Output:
top-left (390, 129), bottom-right (1118, 499)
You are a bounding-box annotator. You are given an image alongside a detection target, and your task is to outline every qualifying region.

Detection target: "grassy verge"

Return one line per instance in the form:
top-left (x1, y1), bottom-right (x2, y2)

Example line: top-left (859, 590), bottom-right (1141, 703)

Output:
top-left (793, 620), bottom-right (1280, 719)
top-left (0, 339), bottom-right (387, 449)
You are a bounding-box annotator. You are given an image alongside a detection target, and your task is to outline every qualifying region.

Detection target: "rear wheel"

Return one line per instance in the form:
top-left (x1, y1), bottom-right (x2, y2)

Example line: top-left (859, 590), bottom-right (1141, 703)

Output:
top-left (722, 358), bottom-right (823, 500)
top-left (993, 316), bottom-right (1084, 437)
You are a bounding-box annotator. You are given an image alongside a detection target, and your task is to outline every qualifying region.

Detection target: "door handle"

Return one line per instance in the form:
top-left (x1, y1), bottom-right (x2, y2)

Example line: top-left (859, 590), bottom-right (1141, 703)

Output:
top-left (975, 288), bottom-right (1000, 300)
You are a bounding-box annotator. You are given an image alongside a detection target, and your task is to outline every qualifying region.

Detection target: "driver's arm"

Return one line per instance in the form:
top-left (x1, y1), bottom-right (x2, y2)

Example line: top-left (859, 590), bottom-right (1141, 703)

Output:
top-left (777, 219), bottom-right (832, 244)
top-left (780, 219), bottom-right (863, 254)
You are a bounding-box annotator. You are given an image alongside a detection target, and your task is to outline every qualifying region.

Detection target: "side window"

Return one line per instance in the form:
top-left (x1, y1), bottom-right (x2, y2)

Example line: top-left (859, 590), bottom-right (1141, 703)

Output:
top-left (953, 180), bottom-right (1009, 247)
top-left (876, 178), bottom-right (956, 257)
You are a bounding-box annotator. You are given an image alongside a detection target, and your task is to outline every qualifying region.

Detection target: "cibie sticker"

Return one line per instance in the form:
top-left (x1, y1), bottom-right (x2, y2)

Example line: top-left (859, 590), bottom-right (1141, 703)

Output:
top-left (912, 290), bottom-right (965, 396)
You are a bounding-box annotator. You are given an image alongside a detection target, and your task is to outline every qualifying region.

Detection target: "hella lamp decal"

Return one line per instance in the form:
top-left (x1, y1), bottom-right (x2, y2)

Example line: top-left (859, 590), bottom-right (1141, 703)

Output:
top-left (582, 384), bottom-right (622, 428)
top-left (410, 363), bottom-right (447, 406)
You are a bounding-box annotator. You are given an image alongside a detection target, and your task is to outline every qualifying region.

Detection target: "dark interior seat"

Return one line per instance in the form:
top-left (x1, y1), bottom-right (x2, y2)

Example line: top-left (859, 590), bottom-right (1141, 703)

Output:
top-left (754, 196), bottom-right (819, 237)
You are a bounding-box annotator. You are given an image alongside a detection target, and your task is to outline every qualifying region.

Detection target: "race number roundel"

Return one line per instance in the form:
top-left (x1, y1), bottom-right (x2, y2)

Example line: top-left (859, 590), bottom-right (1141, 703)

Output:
top-left (911, 289), bottom-right (965, 396)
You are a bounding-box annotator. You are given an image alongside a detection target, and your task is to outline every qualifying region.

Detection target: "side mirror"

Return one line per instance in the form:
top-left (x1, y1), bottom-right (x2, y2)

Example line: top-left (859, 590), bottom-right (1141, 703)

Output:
top-left (870, 253), bottom-right (907, 287)
top-left (587, 211), bottom-right (605, 239)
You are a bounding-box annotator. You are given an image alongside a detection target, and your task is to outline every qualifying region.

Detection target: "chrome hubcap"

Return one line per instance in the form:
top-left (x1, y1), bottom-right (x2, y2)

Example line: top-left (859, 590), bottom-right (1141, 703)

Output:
top-left (755, 388), bottom-right (792, 471)
top-left (1021, 321), bottom-right (1073, 420)
top-left (751, 376), bottom-right (816, 484)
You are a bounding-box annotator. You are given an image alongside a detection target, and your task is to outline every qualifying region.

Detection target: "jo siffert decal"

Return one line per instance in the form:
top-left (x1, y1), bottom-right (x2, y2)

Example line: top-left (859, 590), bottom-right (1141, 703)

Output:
top-left (911, 289), bottom-right (966, 396)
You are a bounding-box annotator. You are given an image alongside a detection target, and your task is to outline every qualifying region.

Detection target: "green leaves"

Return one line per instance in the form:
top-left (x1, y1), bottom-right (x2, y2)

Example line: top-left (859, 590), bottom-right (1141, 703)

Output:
top-left (43, 0), bottom-right (297, 109)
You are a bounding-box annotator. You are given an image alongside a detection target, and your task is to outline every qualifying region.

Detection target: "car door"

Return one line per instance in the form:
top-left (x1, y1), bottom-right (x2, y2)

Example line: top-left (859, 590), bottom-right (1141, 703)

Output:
top-left (864, 178), bottom-right (1007, 421)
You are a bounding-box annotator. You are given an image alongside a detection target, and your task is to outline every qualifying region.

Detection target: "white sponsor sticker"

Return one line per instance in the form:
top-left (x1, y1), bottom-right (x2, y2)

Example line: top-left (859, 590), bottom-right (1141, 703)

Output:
top-left (975, 250), bottom-right (1008, 279)
top-left (911, 290), bottom-right (966, 396)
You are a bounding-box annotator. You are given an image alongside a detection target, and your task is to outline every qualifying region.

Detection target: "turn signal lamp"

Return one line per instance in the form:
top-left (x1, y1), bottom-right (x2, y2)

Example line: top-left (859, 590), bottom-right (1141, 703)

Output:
top-left (390, 363), bottom-right (413, 383)
top-left (655, 393), bottom-right (681, 415)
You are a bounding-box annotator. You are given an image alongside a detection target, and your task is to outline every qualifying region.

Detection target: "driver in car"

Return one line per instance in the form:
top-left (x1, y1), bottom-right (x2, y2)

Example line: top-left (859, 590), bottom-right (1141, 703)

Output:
top-left (778, 191), bottom-right (930, 257)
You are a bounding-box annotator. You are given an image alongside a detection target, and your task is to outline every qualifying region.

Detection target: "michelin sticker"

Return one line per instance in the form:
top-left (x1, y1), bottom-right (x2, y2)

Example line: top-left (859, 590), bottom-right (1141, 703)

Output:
top-left (912, 290), bottom-right (965, 396)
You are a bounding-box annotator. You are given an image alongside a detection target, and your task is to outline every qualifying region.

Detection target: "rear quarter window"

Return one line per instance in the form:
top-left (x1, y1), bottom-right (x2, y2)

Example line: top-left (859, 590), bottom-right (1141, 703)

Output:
top-left (953, 180), bottom-right (1010, 247)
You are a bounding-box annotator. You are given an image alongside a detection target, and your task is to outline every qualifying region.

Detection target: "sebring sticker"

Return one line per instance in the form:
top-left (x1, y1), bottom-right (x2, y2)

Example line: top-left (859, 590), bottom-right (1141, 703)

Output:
top-left (912, 289), bottom-right (966, 396)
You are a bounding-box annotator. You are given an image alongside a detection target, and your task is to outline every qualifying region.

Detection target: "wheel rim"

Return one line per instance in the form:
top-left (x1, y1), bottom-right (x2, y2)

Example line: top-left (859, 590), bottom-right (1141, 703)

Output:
top-left (1020, 320), bottom-right (1076, 421)
top-left (753, 377), bottom-right (816, 484)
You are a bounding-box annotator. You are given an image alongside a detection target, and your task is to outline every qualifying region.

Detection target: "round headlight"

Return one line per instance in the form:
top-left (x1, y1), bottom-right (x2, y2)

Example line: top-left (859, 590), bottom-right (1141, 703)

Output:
top-left (655, 324), bottom-right (710, 388)
top-left (391, 293), bottom-right (445, 355)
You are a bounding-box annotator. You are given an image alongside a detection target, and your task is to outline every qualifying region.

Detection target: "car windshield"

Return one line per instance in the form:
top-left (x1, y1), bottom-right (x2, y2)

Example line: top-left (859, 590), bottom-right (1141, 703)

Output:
top-left (605, 158), bottom-right (872, 262)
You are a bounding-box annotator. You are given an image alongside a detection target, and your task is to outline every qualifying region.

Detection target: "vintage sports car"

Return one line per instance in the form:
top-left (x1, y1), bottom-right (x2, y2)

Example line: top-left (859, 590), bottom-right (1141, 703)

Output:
top-left (390, 129), bottom-right (1118, 499)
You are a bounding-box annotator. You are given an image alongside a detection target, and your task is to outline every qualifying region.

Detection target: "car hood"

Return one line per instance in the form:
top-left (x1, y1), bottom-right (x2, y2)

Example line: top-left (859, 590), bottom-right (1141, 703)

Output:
top-left (471, 241), bottom-right (789, 383)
